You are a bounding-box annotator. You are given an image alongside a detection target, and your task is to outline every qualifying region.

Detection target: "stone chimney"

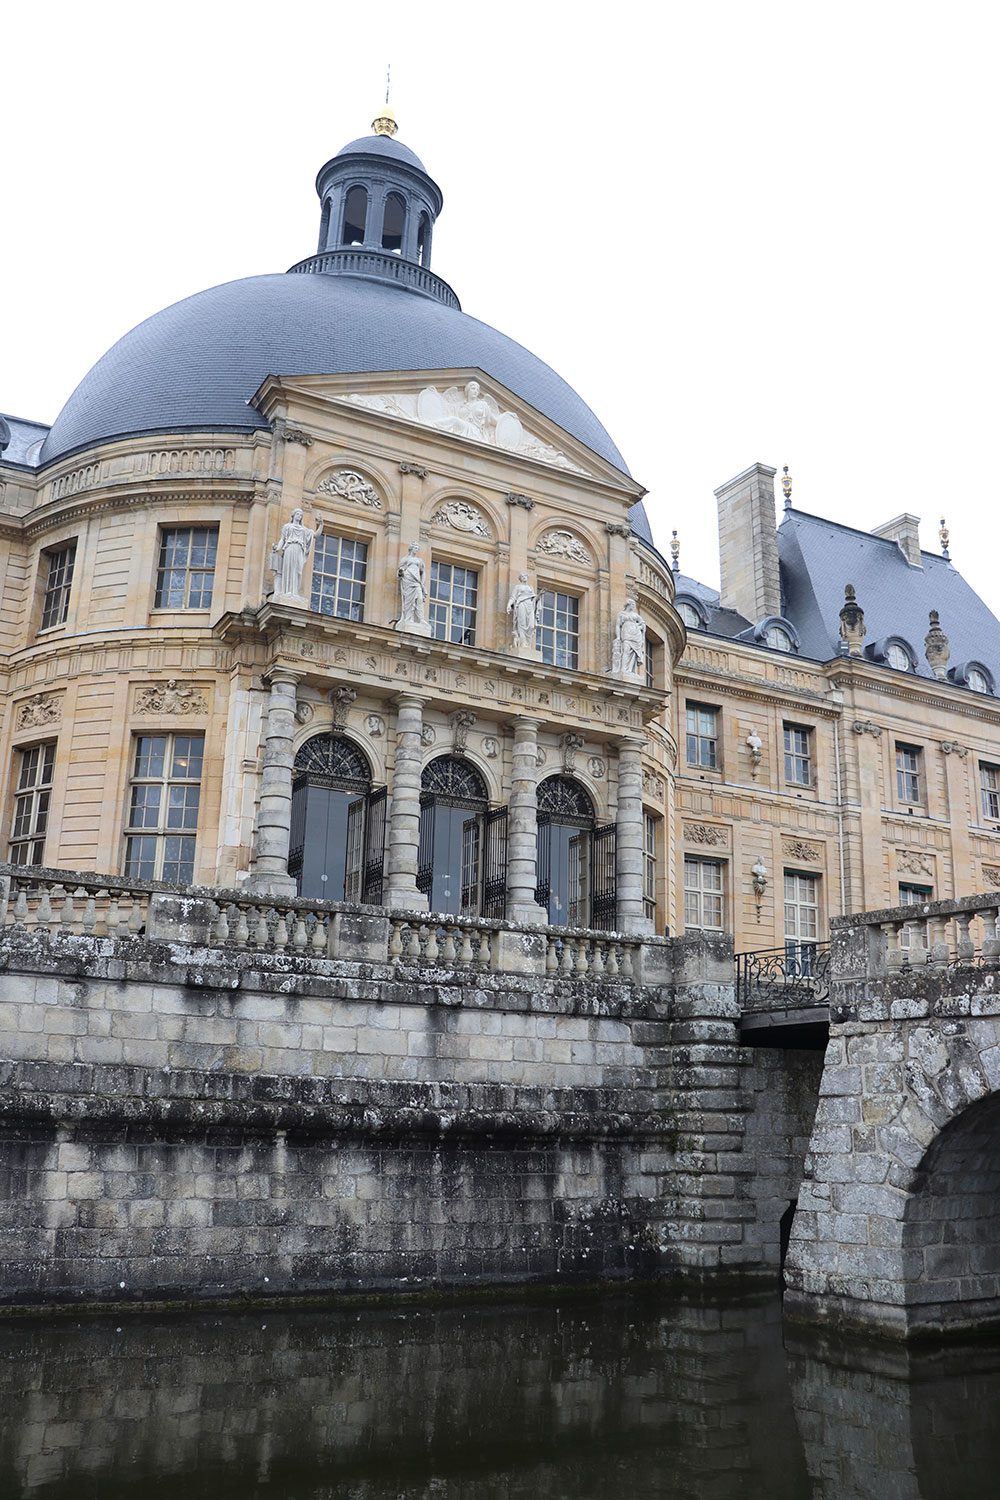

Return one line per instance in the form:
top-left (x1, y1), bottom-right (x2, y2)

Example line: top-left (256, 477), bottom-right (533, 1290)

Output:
top-left (872, 513), bottom-right (923, 568)
top-left (714, 463), bottom-right (781, 623)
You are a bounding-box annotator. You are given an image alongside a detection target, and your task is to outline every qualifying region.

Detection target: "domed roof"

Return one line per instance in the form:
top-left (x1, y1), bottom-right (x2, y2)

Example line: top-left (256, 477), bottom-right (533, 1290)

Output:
top-left (40, 271), bottom-right (630, 477)
top-left (334, 132), bottom-right (428, 173)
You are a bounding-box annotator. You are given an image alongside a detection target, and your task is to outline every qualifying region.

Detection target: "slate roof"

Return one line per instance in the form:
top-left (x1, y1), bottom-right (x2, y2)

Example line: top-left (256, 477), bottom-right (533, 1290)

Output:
top-left (0, 413), bottom-right (50, 468)
top-left (334, 133), bottom-right (429, 173)
top-left (778, 509), bottom-right (1000, 684)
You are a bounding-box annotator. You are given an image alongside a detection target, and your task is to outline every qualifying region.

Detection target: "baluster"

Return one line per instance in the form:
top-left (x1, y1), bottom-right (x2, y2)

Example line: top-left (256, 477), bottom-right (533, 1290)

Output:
top-left (311, 914), bottom-right (327, 954)
top-left (928, 915), bottom-right (951, 966)
top-left (956, 912), bottom-right (976, 964)
top-left (128, 899), bottom-right (144, 934)
top-left (591, 941), bottom-right (606, 978)
top-left (883, 921), bottom-right (904, 971)
top-left (606, 943), bottom-right (620, 977)
top-left (477, 929), bottom-right (492, 967)
top-left (406, 924), bottom-right (422, 961)
top-left (458, 926), bottom-right (474, 965)
top-left (620, 945), bottom-right (636, 981)
top-left (291, 914), bottom-right (308, 951)
top-left (106, 895), bottom-right (121, 938)
top-left (388, 920), bottom-right (404, 961)
top-left (59, 887), bottom-right (76, 932)
top-left (82, 893), bottom-right (97, 935)
top-left (12, 886), bottom-right (28, 925)
top-left (233, 906), bottom-right (250, 947)
top-left (545, 938), bottom-right (559, 974)
top-left (273, 910), bottom-right (289, 952)
top-left (252, 908), bottom-right (270, 949)
top-left (211, 902), bottom-right (230, 944)
top-left (560, 939), bottom-right (575, 975)
top-left (982, 907), bottom-right (1000, 962)
top-left (36, 886), bottom-right (54, 930)
top-left (424, 925), bottom-right (439, 964)
top-left (441, 926), bottom-right (457, 964)
top-left (575, 940), bottom-right (590, 976)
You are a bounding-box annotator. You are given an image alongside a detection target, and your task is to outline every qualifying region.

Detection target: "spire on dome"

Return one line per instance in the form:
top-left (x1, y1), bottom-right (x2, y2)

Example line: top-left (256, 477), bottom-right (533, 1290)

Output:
top-left (373, 66), bottom-right (397, 136)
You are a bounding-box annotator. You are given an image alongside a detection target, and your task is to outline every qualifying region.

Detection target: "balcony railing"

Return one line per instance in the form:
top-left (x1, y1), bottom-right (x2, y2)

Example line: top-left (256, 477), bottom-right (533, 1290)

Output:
top-left (735, 942), bottom-right (832, 1013)
top-left (832, 893), bottom-right (1000, 977)
top-left (0, 863), bottom-right (665, 985)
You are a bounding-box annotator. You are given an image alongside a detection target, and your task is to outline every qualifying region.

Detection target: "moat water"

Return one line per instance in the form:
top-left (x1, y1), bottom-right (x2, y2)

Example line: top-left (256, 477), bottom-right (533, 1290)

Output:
top-left (0, 1289), bottom-right (997, 1498)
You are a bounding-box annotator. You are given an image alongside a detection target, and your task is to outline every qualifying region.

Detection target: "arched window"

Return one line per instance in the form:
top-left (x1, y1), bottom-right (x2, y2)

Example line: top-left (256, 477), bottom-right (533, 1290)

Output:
top-left (418, 755), bottom-right (498, 916)
top-left (381, 192), bottom-right (407, 254)
top-left (289, 734), bottom-right (385, 904)
top-left (764, 624), bottom-right (794, 651)
top-left (318, 197), bottom-right (332, 251)
top-left (676, 600), bottom-right (701, 629)
top-left (887, 642), bottom-right (912, 672)
top-left (417, 212), bottom-right (431, 266)
top-left (535, 776), bottom-right (614, 930)
top-left (342, 186), bottom-right (368, 246)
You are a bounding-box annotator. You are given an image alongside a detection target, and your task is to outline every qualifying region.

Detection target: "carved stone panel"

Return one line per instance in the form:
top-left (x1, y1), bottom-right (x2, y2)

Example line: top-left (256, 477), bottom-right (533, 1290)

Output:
top-left (535, 529), bottom-right (591, 566)
top-left (782, 838), bottom-right (822, 863)
top-left (431, 500), bottom-right (491, 538)
top-left (134, 680), bottom-right (208, 715)
top-left (684, 822), bottom-right (729, 847)
top-left (15, 693), bottom-right (61, 730)
top-left (316, 469), bottom-right (382, 508)
top-left (896, 848), bottom-right (935, 878)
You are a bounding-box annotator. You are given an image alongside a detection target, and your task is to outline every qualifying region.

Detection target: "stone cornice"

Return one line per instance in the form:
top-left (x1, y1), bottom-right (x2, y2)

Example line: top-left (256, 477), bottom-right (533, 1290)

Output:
top-left (20, 485), bottom-right (256, 540)
top-left (673, 663), bottom-right (839, 716)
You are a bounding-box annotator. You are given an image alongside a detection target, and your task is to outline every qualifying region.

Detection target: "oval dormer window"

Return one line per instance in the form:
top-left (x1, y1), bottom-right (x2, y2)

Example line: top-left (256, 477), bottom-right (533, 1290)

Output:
top-left (968, 667), bottom-right (991, 694)
top-left (764, 624), bottom-right (793, 651)
top-left (887, 643), bottom-right (912, 671)
top-left (677, 600), bottom-right (701, 629)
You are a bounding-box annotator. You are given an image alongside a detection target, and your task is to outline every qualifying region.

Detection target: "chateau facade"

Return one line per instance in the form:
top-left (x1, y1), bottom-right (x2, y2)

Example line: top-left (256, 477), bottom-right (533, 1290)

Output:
top-left (2, 111), bottom-right (1000, 955)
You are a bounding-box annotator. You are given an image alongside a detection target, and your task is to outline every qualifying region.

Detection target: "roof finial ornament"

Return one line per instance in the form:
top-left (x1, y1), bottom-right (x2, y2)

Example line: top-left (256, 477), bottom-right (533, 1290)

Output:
top-left (372, 66), bottom-right (398, 137)
top-left (670, 529), bottom-right (680, 573)
top-left (939, 516), bottom-right (951, 560)
top-left (781, 465), bottom-right (793, 508)
top-left (838, 583), bottom-right (866, 657)
top-left (925, 609), bottom-right (951, 680)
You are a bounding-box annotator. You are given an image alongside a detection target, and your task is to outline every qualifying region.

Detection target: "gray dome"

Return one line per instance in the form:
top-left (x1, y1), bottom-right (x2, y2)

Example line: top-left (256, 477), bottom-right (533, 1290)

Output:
top-left (334, 133), bottom-right (428, 172)
top-left (41, 271), bottom-right (631, 478)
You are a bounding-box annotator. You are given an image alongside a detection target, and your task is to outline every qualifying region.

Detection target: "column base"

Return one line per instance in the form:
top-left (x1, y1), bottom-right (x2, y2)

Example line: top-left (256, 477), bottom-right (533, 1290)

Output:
top-left (385, 886), bottom-right (429, 913)
top-left (507, 901), bottom-right (548, 926)
top-left (245, 872), bottom-right (298, 898)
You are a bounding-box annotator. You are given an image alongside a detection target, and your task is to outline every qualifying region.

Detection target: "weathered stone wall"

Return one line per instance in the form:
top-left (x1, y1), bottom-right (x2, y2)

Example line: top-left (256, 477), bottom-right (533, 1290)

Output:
top-left (739, 1047), bottom-right (824, 1272)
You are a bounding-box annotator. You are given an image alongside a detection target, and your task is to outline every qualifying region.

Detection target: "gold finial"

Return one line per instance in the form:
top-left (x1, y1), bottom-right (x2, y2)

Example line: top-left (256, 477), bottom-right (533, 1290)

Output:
top-left (939, 516), bottom-right (950, 560)
top-left (373, 64), bottom-right (398, 136)
top-left (781, 465), bottom-right (793, 506)
top-left (670, 528), bottom-right (680, 572)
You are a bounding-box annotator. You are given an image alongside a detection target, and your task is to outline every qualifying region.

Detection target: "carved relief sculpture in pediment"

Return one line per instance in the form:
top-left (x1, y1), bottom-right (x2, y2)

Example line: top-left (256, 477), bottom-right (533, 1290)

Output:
top-left (134, 680), bottom-right (208, 715)
top-left (535, 529), bottom-right (591, 566)
top-left (431, 499), bottom-right (491, 538)
top-left (316, 469), bottom-right (382, 508)
top-left (346, 382), bottom-right (589, 475)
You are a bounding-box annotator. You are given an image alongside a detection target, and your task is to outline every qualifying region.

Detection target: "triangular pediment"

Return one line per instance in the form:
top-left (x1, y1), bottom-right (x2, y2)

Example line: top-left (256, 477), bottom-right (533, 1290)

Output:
top-left (254, 370), bottom-right (637, 488)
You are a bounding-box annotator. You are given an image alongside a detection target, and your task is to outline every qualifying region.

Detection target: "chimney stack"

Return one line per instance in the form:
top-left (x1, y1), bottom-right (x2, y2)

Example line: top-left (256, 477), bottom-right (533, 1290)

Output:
top-left (872, 513), bottom-right (923, 568)
top-left (714, 463), bottom-right (781, 623)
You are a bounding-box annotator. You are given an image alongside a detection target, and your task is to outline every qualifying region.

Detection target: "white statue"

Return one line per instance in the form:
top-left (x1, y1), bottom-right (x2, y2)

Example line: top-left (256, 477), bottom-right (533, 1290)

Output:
top-left (434, 381), bottom-right (498, 442)
top-left (507, 572), bottom-right (541, 652)
top-left (396, 543), bottom-right (429, 633)
top-left (611, 599), bottom-right (647, 680)
top-left (271, 508), bottom-right (321, 600)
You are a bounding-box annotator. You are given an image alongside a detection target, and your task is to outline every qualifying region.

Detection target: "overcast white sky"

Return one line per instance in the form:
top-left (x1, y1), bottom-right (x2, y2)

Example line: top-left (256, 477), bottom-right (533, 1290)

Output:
top-left (3, 1), bottom-right (998, 610)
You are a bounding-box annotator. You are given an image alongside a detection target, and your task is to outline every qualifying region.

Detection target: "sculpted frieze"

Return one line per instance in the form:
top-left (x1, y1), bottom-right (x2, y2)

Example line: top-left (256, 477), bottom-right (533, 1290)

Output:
top-left (896, 848), bottom-right (934, 877)
top-left (684, 822), bottom-right (729, 847)
top-left (782, 838), bottom-right (822, 863)
top-left (134, 680), bottom-right (208, 715)
top-left (16, 693), bottom-right (61, 730)
top-left (535, 529), bottom-right (591, 566)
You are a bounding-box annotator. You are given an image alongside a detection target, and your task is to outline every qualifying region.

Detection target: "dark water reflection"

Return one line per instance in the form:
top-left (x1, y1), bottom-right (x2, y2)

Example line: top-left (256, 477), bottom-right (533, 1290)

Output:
top-left (1, 1290), bottom-right (998, 1499)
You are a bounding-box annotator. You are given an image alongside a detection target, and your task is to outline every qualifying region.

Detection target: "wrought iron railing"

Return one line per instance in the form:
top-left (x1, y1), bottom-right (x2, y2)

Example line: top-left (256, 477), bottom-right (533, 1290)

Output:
top-left (735, 942), bottom-right (832, 1013)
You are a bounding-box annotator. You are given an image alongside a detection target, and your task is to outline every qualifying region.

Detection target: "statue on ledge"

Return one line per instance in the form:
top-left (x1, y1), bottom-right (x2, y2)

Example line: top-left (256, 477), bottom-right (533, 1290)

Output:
top-left (611, 599), bottom-right (647, 681)
top-left (507, 572), bottom-right (542, 655)
top-left (271, 509), bottom-right (322, 601)
top-left (396, 543), bottom-right (430, 635)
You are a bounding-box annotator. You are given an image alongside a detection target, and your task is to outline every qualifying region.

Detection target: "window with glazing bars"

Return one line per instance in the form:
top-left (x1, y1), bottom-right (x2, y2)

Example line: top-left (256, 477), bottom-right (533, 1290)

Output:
top-left (123, 734), bottom-right (204, 884)
top-left (154, 527), bottom-right (218, 609)
top-left (536, 589), bottom-right (579, 668)
top-left (784, 871), bottom-right (819, 943)
top-left (9, 742), bottom-right (55, 865)
top-left (40, 543), bottom-right (76, 630)
top-left (429, 562), bottom-right (478, 645)
top-left (645, 636), bottom-right (656, 688)
top-left (311, 534), bottom-right (368, 620)
top-left (982, 763), bottom-right (1000, 821)
top-left (643, 812), bottom-right (659, 924)
top-left (783, 724), bottom-right (812, 786)
top-left (683, 856), bottom-right (724, 930)
top-left (685, 704), bottom-right (718, 768)
top-left (895, 744), bottom-right (922, 803)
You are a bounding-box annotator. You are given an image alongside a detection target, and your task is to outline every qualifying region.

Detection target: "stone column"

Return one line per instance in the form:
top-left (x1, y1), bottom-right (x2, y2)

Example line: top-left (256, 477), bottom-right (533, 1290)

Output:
top-left (248, 671), bottom-right (300, 896)
top-left (385, 694), bottom-right (429, 910)
top-left (616, 738), bottom-right (653, 934)
top-left (506, 717), bottom-right (547, 924)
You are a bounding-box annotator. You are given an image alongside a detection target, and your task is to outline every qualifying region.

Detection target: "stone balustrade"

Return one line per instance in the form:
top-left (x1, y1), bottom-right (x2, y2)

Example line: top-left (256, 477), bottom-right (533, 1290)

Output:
top-left (0, 862), bottom-right (668, 984)
top-left (832, 891), bottom-right (1000, 978)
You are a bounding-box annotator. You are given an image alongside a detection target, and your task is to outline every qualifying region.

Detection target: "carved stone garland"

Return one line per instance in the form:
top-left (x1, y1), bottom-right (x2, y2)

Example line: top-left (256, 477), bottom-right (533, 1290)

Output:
top-left (316, 470), bottom-right (382, 508)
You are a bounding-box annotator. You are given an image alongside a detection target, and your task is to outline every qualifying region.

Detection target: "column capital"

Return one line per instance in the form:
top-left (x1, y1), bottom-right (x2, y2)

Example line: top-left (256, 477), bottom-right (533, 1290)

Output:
top-left (392, 691), bottom-right (429, 712)
top-left (511, 715), bottom-right (543, 735)
top-left (262, 666), bottom-right (303, 689)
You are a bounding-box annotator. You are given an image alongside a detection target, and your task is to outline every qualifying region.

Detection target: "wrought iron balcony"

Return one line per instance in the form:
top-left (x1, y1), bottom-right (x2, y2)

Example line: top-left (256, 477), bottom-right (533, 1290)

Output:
top-left (735, 943), bottom-right (832, 1014)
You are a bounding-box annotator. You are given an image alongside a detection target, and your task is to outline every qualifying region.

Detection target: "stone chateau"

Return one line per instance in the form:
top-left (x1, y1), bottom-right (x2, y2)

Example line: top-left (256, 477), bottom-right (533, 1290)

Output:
top-left (3, 108), bottom-right (1000, 1337)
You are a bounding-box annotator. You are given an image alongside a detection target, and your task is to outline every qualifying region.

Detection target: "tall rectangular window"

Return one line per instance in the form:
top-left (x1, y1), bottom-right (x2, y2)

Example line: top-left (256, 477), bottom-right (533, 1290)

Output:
top-left (536, 589), bottom-right (579, 668)
top-left (783, 723), bottom-right (812, 786)
top-left (899, 881), bottom-right (933, 952)
top-left (311, 533), bottom-right (368, 621)
top-left (684, 856), bottom-right (724, 931)
top-left (123, 733), bottom-right (204, 884)
top-left (40, 542), bottom-right (77, 630)
top-left (644, 635), bottom-right (658, 689)
top-left (429, 561), bottom-right (478, 645)
top-left (784, 871), bottom-right (819, 970)
top-left (154, 527), bottom-right (218, 609)
top-left (9, 742), bottom-right (56, 866)
top-left (643, 811), bottom-right (659, 924)
top-left (685, 704), bottom-right (718, 769)
top-left (982, 763), bottom-right (1000, 822)
top-left (895, 743), bottom-right (922, 804)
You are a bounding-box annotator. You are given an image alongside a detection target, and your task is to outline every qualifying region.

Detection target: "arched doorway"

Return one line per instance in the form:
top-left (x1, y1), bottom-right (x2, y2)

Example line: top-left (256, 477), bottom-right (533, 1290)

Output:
top-left (288, 734), bottom-right (386, 903)
top-left (535, 776), bottom-right (616, 929)
top-left (417, 756), bottom-right (506, 917)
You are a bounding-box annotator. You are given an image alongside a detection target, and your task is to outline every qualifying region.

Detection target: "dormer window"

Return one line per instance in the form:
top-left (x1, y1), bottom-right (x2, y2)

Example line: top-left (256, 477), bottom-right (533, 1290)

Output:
top-left (949, 661), bottom-right (995, 695)
top-left (343, 186), bottom-right (368, 246)
top-left (866, 637), bottom-right (916, 673)
top-left (675, 594), bottom-right (707, 630)
top-left (887, 643), bottom-right (912, 671)
top-left (381, 192), bottom-right (406, 254)
top-left (968, 668), bottom-right (991, 694)
top-left (746, 616), bottom-right (799, 654)
top-left (765, 624), bottom-right (794, 651)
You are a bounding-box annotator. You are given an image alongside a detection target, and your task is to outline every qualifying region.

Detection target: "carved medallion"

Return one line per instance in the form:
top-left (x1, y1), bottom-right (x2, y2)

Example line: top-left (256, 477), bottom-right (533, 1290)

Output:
top-left (535, 529), bottom-right (591, 565)
top-left (317, 469), bottom-right (382, 508)
top-left (421, 724), bottom-right (437, 746)
top-left (366, 714), bottom-right (386, 738)
top-left (588, 756), bottom-right (606, 780)
top-left (134, 680), bottom-right (208, 715)
top-left (643, 769), bottom-right (666, 800)
top-left (431, 499), bottom-right (491, 538)
top-left (15, 693), bottom-right (61, 730)
top-left (483, 736), bottom-right (500, 759)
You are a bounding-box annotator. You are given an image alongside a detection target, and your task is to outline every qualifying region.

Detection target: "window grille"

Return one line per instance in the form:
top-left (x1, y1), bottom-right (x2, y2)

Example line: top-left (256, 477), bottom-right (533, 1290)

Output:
top-left (154, 527), bottom-right (218, 610)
